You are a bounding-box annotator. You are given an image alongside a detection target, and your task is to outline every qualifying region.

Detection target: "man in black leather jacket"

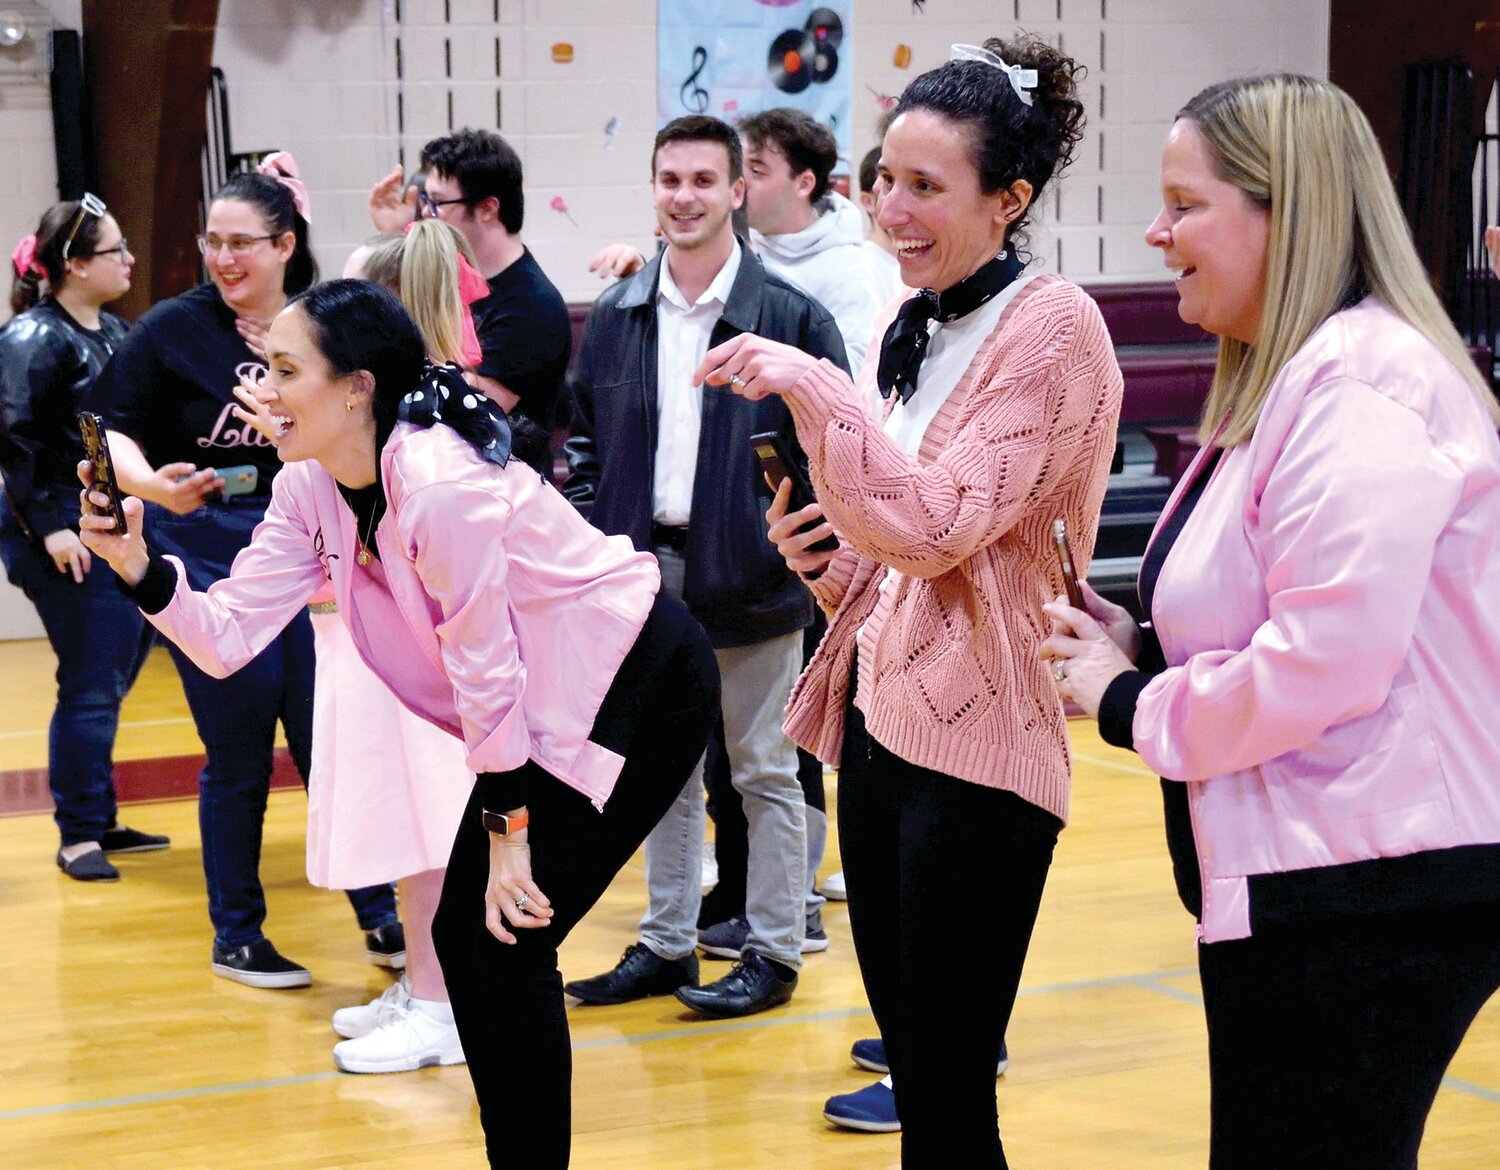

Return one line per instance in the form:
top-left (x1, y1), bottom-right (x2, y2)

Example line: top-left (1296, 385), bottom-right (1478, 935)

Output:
top-left (561, 115), bottom-right (847, 1019)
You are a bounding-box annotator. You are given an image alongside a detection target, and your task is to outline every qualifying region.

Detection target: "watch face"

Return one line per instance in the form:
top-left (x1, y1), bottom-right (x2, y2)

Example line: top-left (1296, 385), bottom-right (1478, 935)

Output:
top-left (483, 809), bottom-right (526, 835)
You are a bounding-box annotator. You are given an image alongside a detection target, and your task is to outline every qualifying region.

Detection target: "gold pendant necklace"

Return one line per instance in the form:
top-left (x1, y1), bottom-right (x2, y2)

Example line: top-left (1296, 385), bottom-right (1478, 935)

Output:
top-left (356, 503), bottom-right (377, 566)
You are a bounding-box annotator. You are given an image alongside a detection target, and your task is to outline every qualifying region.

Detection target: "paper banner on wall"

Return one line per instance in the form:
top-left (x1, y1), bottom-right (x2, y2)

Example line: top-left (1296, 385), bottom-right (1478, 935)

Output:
top-left (658, 0), bottom-right (853, 171)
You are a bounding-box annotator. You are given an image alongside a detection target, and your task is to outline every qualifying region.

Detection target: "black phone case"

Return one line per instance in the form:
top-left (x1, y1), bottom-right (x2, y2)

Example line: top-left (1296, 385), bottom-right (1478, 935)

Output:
top-left (750, 431), bottom-right (839, 554)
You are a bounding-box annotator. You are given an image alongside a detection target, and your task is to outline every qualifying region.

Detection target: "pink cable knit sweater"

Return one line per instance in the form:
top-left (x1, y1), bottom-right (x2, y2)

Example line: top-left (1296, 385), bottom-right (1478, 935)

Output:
top-left (781, 274), bottom-right (1123, 823)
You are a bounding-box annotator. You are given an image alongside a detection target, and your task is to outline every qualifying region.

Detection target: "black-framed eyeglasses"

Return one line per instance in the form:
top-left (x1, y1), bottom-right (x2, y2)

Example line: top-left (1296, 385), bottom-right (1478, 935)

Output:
top-left (61, 193), bottom-right (107, 261)
top-left (418, 191), bottom-right (473, 216)
top-left (196, 233), bottom-right (277, 257)
top-left (90, 239), bottom-right (131, 260)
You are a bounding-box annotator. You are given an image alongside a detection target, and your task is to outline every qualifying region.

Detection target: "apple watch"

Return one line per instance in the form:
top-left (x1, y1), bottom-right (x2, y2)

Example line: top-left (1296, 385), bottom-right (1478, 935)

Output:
top-left (481, 807), bottom-right (529, 836)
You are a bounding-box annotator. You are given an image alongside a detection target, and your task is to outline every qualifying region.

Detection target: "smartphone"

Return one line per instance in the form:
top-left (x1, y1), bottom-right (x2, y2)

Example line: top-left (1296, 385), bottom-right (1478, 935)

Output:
top-left (750, 430), bottom-right (839, 554)
top-left (216, 464), bottom-right (259, 497)
top-left (1052, 518), bottom-right (1085, 610)
top-left (76, 411), bottom-right (125, 534)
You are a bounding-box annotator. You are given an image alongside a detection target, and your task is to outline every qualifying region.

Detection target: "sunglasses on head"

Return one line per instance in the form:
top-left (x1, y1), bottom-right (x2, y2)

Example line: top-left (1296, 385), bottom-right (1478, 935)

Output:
top-left (61, 193), bottom-right (107, 261)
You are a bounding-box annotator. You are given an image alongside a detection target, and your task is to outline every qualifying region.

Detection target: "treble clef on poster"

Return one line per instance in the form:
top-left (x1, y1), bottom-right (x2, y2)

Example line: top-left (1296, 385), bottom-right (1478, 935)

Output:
top-left (679, 45), bottom-right (709, 113)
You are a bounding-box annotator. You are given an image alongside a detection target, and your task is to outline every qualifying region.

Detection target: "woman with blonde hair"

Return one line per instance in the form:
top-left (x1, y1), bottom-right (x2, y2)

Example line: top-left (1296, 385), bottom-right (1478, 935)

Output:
top-left (1045, 73), bottom-right (1500, 1168)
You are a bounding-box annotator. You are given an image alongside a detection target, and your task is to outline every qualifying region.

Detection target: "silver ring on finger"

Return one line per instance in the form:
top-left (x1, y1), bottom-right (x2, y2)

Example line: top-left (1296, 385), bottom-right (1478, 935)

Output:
top-left (1053, 659), bottom-right (1067, 682)
top-left (728, 373), bottom-right (745, 388)
top-left (514, 892), bottom-right (530, 912)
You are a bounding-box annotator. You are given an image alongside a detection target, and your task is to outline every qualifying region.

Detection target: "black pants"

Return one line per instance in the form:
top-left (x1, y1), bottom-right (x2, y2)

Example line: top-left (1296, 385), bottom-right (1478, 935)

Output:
top-left (840, 695), bottom-right (1061, 1169)
top-left (1199, 903), bottom-right (1500, 1169)
top-left (431, 591), bottom-right (719, 1170)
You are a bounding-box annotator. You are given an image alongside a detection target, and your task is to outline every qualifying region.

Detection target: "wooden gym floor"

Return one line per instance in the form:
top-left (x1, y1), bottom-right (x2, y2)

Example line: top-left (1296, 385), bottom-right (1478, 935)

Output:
top-left (1, 640), bottom-right (1496, 1169)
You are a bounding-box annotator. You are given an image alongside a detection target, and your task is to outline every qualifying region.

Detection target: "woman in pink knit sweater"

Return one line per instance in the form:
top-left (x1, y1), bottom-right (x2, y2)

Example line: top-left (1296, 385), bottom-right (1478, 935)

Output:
top-left (696, 35), bottom-right (1123, 1168)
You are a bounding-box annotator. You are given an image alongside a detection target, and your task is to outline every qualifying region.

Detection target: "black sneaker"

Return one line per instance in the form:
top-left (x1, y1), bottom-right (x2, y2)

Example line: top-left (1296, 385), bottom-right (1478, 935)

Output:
top-left (100, 825), bottom-right (171, 853)
top-left (211, 939), bottom-right (312, 989)
top-left (56, 847), bottom-right (120, 882)
top-left (365, 923), bottom-right (407, 970)
top-left (564, 942), bottom-right (699, 1005)
top-left (803, 908), bottom-right (829, 954)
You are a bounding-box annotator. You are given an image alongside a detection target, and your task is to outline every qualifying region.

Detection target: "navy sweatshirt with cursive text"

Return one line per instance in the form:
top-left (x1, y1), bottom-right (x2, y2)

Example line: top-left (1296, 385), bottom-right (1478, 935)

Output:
top-left (87, 283), bottom-right (282, 488)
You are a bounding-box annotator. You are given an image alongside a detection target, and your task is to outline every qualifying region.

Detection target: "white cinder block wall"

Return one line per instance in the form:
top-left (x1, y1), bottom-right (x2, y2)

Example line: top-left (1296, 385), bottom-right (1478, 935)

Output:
top-left (211, 0), bottom-right (1330, 302)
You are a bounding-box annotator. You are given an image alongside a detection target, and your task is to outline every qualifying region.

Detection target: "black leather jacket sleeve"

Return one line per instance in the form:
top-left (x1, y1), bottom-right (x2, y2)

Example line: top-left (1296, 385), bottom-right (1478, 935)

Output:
top-left (560, 304), bottom-right (605, 519)
top-left (0, 315), bottom-right (78, 540)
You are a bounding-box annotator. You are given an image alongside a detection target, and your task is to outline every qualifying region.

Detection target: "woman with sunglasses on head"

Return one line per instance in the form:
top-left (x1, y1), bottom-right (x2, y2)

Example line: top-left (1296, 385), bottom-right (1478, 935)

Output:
top-left (0, 197), bottom-right (168, 882)
top-left (85, 155), bottom-right (400, 988)
top-left (695, 38), bottom-right (1122, 1166)
top-left (81, 278), bottom-right (718, 1169)
top-left (1043, 74), bottom-right (1500, 1168)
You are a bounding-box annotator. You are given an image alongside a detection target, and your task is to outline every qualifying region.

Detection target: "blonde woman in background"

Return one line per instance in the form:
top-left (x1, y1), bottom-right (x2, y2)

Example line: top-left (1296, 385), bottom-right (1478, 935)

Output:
top-left (1045, 74), bottom-right (1500, 1168)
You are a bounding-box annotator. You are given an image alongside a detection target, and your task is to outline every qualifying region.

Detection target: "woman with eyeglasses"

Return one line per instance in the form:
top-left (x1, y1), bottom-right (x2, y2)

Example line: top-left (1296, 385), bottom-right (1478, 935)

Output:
top-left (0, 197), bottom-right (168, 881)
top-left (86, 154), bottom-right (400, 988)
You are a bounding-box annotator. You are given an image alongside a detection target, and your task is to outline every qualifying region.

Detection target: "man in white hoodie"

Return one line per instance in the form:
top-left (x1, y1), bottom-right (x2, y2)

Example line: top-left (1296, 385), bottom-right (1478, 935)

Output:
top-left (738, 108), bottom-right (883, 376)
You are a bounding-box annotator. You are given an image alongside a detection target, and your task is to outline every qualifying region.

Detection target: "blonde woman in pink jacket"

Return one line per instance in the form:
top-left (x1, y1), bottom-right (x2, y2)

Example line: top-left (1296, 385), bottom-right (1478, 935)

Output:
top-left (81, 279), bottom-right (718, 1170)
top-left (1043, 75), bottom-right (1500, 1169)
top-left (696, 36), bottom-right (1123, 1167)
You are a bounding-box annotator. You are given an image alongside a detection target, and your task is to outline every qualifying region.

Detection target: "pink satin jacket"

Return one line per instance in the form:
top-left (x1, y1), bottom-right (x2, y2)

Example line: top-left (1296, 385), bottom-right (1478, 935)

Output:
top-left (145, 422), bottom-right (661, 809)
top-left (1135, 299), bottom-right (1500, 942)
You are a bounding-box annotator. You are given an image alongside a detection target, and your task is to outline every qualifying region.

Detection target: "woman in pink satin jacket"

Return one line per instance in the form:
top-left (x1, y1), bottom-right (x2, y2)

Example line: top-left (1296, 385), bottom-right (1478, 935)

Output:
top-left (81, 279), bottom-right (718, 1170)
top-left (1043, 75), bottom-right (1500, 1169)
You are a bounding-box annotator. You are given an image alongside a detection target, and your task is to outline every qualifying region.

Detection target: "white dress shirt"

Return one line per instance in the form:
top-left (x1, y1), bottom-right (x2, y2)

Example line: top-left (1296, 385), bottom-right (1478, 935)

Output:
top-left (652, 243), bottom-right (744, 526)
top-left (857, 269), bottom-right (1039, 659)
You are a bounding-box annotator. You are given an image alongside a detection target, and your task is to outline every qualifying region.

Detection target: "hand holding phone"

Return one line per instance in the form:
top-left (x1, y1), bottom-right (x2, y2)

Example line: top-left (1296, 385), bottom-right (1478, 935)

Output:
top-left (751, 431), bottom-right (839, 554)
top-left (77, 412), bottom-right (125, 534)
top-left (1052, 518), bottom-right (1085, 610)
top-left (215, 464), bottom-right (260, 498)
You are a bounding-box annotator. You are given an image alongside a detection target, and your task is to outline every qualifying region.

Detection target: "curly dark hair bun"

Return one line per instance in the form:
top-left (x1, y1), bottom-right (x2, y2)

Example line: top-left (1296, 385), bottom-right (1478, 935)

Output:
top-left (896, 33), bottom-right (1086, 252)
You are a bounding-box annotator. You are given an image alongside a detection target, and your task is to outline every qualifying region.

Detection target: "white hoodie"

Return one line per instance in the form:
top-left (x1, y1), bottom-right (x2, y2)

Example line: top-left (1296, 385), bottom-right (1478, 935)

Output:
top-left (751, 192), bottom-right (885, 376)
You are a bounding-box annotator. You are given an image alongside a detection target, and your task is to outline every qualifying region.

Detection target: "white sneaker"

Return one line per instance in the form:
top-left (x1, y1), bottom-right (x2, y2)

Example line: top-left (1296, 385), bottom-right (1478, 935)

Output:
top-left (701, 849), bottom-right (719, 896)
top-left (333, 998), bottom-right (466, 1074)
top-left (818, 870), bottom-right (847, 901)
top-left (331, 976), bottom-right (409, 1040)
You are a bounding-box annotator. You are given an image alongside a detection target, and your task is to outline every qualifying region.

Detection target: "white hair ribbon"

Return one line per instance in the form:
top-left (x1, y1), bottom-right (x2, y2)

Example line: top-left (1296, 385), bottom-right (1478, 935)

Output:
top-left (950, 43), bottom-right (1037, 107)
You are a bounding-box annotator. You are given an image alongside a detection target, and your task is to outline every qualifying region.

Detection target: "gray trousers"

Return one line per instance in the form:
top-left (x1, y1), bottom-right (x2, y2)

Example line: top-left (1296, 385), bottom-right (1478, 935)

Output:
top-left (640, 547), bottom-right (807, 969)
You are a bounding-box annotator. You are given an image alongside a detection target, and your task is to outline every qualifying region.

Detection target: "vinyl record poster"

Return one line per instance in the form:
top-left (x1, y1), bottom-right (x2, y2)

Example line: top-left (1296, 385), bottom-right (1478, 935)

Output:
top-left (658, 0), bottom-right (853, 171)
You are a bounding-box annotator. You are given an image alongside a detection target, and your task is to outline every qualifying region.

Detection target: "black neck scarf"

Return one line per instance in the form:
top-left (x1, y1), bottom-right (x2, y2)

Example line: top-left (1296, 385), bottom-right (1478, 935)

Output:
top-left (876, 249), bottom-right (1025, 404)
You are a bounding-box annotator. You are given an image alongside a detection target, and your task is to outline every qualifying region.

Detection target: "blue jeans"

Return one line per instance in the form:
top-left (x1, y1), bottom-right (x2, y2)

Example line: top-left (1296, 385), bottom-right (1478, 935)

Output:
top-left (0, 512), bottom-right (153, 846)
top-left (145, 498), bottom-right (397, 949)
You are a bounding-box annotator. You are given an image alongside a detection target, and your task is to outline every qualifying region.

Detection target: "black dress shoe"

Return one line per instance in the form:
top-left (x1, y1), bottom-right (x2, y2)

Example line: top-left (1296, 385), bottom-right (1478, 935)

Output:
top-left (56, 847), bottom-right (120, 882)
top-left (100, 825), bottom-right (171, 853)
top-left (565, 942), bottom-right (699, 1005)
top-left (674, 948), bottom-right (797, 1018)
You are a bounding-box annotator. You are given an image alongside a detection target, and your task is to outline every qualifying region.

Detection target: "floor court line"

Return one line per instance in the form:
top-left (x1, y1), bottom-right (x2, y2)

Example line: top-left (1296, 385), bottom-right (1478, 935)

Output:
top-left (0, 967), bottom-right (1197, 1122)
top-left (5, 965), bottom-right (1495, 1122)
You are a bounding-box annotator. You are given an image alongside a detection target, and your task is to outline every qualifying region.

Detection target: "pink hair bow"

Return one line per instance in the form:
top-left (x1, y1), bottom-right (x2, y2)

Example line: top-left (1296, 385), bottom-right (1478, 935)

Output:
top-left (11, 233), bottom-right (44, 278)
top-left (456, 252), bottom-right (489, 367)
top-left (258, 151), bottom-right (312, 223)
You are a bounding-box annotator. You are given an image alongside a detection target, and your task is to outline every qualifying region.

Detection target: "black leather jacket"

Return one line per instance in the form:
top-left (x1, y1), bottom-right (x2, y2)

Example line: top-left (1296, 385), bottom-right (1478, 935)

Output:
top-left (563, 242), bottom-right (849, 648)
top-left (0, 299), bottom-right (127, 542)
